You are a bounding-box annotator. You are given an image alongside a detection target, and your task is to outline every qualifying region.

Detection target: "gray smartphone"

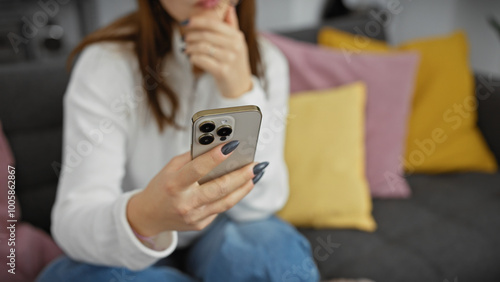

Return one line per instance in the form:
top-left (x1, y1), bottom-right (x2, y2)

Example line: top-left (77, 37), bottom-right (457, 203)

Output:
top-left (191, 105), bottom-right (263, 184)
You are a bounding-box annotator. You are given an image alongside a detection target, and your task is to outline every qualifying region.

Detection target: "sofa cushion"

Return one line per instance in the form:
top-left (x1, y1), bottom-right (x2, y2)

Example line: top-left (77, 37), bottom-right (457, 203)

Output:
top-left (319, 28), bottom-right (499, 174)
top-left (319, 27), bottom-right (390, 53)
top-left (279, 83), bottom-right (376, 231)
top-left (399, 32), bottom-right (498, 174)
top-left (265, 33), bottom-right (419, 198)
top-left (299, 173), bottom-right (500, 282)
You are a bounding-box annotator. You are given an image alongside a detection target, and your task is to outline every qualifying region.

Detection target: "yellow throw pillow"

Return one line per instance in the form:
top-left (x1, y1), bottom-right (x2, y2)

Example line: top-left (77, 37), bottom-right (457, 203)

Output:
top-left (278, 82), bottom-right (376, 231)
top-left (319, 27), bottom-right (390, 53)
top-left (319, 29), bottom-right (498, 174)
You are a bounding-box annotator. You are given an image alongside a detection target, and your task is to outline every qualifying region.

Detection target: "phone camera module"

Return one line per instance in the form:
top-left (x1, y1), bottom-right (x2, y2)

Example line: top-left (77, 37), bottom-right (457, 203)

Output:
top-left (199, 133), bottom-right (215, 145)
top-left (216, 125), bottom-right (233, 137)
top-left (199, 121), bottom-right (216, 133)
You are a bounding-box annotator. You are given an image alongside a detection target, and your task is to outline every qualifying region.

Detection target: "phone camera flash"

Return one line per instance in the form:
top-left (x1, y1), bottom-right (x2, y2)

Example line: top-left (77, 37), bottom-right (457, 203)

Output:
top-left (221, 119), bottom-right (228, 124)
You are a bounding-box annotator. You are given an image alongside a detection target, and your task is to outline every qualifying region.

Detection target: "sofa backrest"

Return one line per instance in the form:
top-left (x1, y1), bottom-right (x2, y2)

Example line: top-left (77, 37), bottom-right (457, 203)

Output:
top-left (476, 74), bottom-right (500, 163)
top-left (0, 60), bottom-right (69, 234)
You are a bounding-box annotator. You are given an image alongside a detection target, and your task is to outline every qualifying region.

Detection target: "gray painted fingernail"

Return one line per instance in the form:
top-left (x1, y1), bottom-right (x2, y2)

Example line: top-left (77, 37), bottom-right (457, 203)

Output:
top-left (180, 19), bottom-right (190, 26)
top-left (253, 162), bottom-right (269, 175)
top-left (221, 140), bottom-right (240, 155)
top-left (253, 170), bottom-right (265, 184)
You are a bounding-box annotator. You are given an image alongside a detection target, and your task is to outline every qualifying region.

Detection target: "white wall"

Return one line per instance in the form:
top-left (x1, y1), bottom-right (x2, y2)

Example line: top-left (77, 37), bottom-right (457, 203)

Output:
top-left (385, 0), bottom-right (500, 76)
top-left (385, 0), bottom-right (457, 45)
top-left (94, 0), bottom-right (326, 32)
top-left (94, 0), bottom-right (326, 31)
top-left (256, 0), bottom-right (326, 31)
top-left (256, 0), bottom-right (500, 75)
top-left (453, 0), bottom-right (500, 75)
top-left (95, 0), bottom-right (137, 27)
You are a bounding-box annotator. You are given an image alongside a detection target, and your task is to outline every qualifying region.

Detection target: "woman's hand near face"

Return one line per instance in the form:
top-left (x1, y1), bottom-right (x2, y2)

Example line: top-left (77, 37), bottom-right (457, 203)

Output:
top-left (126, 141), bottom-right (261, 237)
top-left (184, 7), bottom-right (253, 99)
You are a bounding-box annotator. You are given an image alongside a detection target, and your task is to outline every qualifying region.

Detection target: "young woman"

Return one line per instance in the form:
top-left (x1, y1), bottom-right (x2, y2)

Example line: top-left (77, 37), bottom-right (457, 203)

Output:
top-left (37, 0), bottom-right (320, 281)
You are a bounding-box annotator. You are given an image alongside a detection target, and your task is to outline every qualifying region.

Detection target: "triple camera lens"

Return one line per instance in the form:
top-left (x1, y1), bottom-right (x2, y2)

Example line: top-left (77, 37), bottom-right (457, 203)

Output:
top-left (198, 121), bottom-right (232, 145)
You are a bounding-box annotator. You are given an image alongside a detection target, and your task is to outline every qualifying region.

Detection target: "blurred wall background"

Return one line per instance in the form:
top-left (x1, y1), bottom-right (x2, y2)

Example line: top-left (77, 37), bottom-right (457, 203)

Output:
top-left (2, 0), bottom-right (499, 76)
top-left (95, 0), bottom-right (500, 76)
top-left (385, 0), bottom-right (500, 76)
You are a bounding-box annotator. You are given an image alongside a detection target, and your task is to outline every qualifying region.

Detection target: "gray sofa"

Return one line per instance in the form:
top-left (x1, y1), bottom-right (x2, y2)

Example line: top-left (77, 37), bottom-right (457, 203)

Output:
top-left (1, 13), bottom-right (499, 282)
top-left (281, 14), bottom-right (500, 282)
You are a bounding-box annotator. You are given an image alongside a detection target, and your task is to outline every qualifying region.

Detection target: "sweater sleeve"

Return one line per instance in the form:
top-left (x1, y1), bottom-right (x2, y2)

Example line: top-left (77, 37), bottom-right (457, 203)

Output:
top-left (210, 37), bottom-right (291, 221)
top-left (51, 44), bottom-right (177, 271)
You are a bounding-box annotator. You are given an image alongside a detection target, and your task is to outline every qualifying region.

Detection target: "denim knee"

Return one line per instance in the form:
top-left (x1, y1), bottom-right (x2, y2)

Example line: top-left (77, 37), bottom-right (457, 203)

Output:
top-left (204, 216), bottom-right (320, 282)
top-left (36, 255), bottom-right (195, 282)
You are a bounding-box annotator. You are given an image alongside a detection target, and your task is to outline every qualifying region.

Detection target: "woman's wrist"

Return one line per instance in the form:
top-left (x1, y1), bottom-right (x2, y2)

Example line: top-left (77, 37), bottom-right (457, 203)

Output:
top-left (126, 191), bottom-right (159, 238)
top-left (219, 76), bottom-right (253, 99)
top-left (241, 77), bottom-right (253, 95)
top-left (131, 227), bottom-right (162, 251)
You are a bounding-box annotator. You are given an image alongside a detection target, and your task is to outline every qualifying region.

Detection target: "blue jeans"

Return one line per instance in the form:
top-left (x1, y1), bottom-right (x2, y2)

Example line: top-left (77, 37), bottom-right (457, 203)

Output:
top-left (37, 215), bottom-right (320, 282)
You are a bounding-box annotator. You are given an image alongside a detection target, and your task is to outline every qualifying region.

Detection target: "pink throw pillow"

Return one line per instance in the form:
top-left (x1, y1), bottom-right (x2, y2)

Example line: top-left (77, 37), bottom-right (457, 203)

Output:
top-left (264, 33), bottom-right (419, 198)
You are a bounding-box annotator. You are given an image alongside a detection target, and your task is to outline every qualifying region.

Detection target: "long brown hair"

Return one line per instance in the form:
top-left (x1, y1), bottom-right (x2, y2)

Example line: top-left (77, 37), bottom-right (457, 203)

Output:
top-left (69, 0), bottom-right (262, 132)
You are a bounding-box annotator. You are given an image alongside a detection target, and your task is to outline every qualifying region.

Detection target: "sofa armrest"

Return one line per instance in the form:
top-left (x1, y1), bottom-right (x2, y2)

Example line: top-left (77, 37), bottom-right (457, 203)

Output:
top-left (476, 73), bottom-right (500, 164)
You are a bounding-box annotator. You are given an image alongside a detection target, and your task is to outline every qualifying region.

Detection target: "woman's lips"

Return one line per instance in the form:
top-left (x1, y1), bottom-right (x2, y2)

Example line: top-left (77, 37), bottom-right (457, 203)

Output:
top-left (197, 0), bottom-right (220, 9)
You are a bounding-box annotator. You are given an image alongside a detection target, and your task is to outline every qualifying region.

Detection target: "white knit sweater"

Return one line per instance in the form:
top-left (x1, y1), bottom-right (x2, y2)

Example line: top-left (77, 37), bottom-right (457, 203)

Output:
top-left (51, 30), bottom-right (290, 271)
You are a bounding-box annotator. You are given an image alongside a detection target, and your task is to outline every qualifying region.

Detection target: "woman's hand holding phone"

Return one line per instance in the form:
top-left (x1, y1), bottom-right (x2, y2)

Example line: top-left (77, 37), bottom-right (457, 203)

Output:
top-left (183, 6), bottom-right (253, 99)
top-left (126, 141), bottom-right (266, 237)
